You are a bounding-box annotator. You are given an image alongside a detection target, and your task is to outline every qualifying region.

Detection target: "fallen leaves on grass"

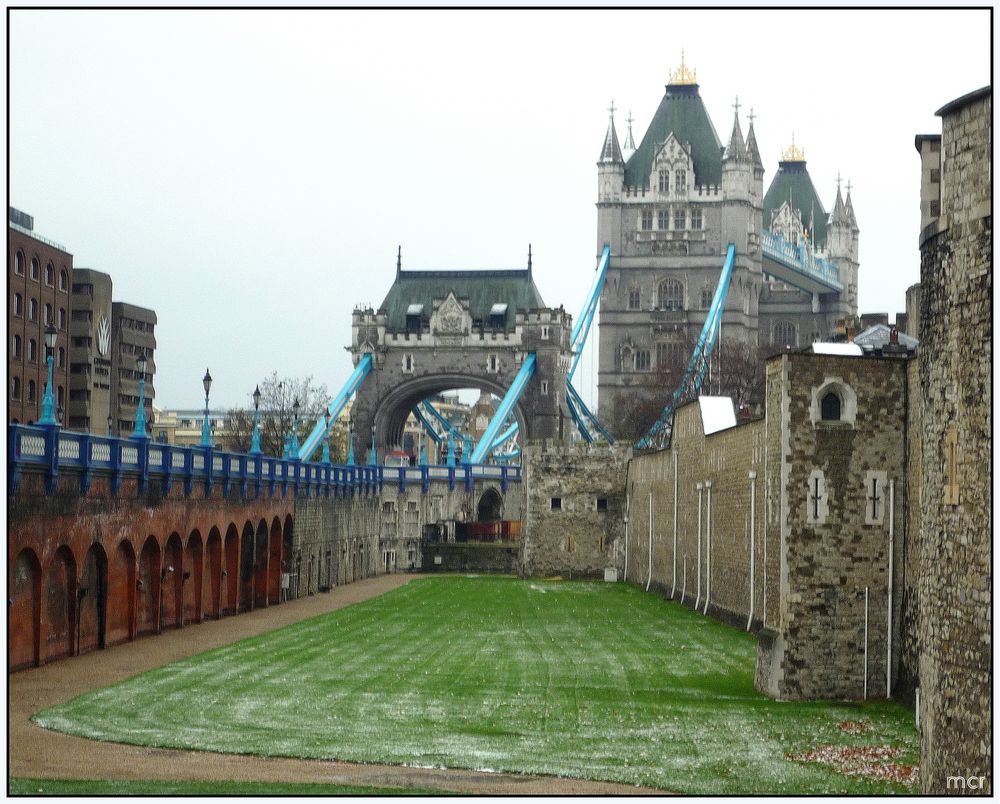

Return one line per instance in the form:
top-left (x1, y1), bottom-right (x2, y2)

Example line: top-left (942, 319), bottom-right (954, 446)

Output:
top-left (835, 720), bottom-right (870, 735)
top-left (786, 745), bottom-right (918, 787)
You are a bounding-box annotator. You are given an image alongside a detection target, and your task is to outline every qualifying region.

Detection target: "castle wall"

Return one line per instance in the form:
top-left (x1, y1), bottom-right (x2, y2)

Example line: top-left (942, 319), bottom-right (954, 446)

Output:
top-left (521, 442), bottom-right (630, 578)
top-left (915, 88), bottom-right (991, 795)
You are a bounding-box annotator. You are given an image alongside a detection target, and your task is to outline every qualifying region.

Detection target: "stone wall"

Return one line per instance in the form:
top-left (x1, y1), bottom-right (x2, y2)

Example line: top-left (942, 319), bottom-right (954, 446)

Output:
top-left (916, 87), bottom-right (991, 795)
top-left (421, 543), bottom-right (521, 574)
top-left (522, 441), bottom-right (631, 578)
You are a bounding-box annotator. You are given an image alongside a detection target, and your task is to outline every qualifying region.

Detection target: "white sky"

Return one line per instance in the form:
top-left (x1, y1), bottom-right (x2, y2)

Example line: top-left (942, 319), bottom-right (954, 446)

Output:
top-left (9, 8), bottom-right (991, 412)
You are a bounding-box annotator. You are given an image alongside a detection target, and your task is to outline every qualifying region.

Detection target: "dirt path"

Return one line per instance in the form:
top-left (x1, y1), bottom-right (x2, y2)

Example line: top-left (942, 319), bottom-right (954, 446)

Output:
top-left (9, 574), bottom-right (659, 795)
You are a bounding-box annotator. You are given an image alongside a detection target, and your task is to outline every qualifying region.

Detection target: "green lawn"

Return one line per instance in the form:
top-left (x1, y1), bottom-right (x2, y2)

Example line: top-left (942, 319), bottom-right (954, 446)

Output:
top-left (33, 576), bottom-right (918, 794)
top-left (8, 778), bottom-right (443, 796)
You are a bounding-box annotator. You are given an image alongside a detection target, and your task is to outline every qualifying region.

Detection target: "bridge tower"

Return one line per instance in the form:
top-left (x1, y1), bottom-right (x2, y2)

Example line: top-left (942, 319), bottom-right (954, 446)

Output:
top-left (349, 252), bottom-right (574, 460)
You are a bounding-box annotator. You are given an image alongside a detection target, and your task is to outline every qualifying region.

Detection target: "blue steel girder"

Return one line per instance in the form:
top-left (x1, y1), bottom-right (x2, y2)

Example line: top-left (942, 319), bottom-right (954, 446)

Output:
top-left (298, 353), bottom-right (373, 461)
top-left (413, 405), bottom-right (444, 444)
top-left (568, 244), bottom-right (612, 382)
top-left (760, 229), bottom-right (843, 294)
top-left (469, 353), bottom-right (536, 464)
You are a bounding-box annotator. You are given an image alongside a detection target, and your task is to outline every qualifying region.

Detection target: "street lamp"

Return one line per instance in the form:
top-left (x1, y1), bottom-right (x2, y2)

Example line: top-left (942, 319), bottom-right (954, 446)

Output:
top-left (250, 384), bottom-right (263, 455)
top-left (347, 409), bottom-right (355, 466)
top-left (38, 324), bottom-right (58, 426)
top-left (291, 398), bottom-right (300, 457)
top-left (130, 351), bottom-right (149, 439)
top-left (201, 368), bottom-right (213, 447)
top-left (107, 414), bottom-right (113, 437)
top-left (321, 412), bottom-right (332, 464)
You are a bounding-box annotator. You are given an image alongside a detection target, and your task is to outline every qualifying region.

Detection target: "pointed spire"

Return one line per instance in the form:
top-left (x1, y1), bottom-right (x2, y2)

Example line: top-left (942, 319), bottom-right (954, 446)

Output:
top-left (598, 99), bottom-right (624, 164)
top-left (724, 96), bottom-right (747, 162)
top-left (527, 243), bottom-right (532, 276)
top-left (831, 173), bottom-right (849, 226)
top-left (745, 106), bottom-right (764, 170)
top-left (623, 110), bottom-right (637, 158)
top-left (845, 180), bottom-right (859, 231)
top-left (396, 245), bottom-right (402, 277)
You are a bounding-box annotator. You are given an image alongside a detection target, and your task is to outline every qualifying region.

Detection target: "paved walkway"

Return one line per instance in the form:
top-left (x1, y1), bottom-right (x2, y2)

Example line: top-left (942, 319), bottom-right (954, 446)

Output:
top-left (9, 574), bottom-right (659, 795)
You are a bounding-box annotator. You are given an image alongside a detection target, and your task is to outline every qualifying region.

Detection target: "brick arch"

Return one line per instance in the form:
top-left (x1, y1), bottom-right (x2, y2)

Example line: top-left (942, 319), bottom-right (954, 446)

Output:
top-left (10, 547), bottom-right (42, 670)
top-left (78, 542), bottom-right (109, 655)
top-left (477, 487), bottom-right (503, 522)
top-left (44, 545), bottom-right (77, 663)
top-left (110, 539), bottom-right (136, 645)
top-left (162, 533), bottom-right (183, 630)
top-left (223, 524), bottom-right (240, 616)
top-left (268, 517), bottom-right (283, 604)
top-left (253, 519), bottom-right (269, 609)
top-left (184, 530), bottom-right (204, 626)
top-left (137, 536), bottom-right (161, 636)
top-left (239, 521), bottom-right (256, 612)
top-left (206, 526), bottom-right (223, 619)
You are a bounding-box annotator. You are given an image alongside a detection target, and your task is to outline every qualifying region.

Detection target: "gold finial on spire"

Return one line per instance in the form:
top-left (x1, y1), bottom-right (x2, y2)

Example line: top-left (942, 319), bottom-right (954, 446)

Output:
top-left (670, 49), bottom-right (698, 85)
top-left (782, 132), bottom-right (806, 162)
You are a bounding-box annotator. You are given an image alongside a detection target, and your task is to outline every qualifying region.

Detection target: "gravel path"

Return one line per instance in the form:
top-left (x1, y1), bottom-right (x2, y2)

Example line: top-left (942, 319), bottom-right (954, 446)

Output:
top-left (9, 574), bottom-right (659, 795)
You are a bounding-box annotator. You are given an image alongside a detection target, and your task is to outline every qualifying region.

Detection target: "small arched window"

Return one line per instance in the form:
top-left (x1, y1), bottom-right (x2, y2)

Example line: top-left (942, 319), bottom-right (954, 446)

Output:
top-left (13, 292), bottom-right (22, 316)
top-left (27, 379), bottom-right (36, 402)
top-left (58, 307), bottom-right (66, 329)
top-left (57, 346), bottom-right (65, 368)
top-left (59, 269), bottom-right (68, 291)
top-left (45, 263), bottom-right (54, 286)
top-left (28, 298), bottom-right (38, 321)
top-left (30, 258), bottom-right (39, 281)
top-left (701, 285), bottom-right (714, 309)
top-left (674, 170), bottom-right (687, 193)
top-left (821, 392), bottom-right (841, 421)
top-left (658, 170), bottom-right (669, 192)
top-left (11, 376), bottom-right (21, 400)
top-left (657, 278), bottom-right (684, 311)
top-left (44, 303), bottom-right (52, 325)
top-left (12, 334), bottom-right (22, 359)
top-left (14, 252), bottom-right (25, 275)
top-left (28, 338), bottom-right (37, 363)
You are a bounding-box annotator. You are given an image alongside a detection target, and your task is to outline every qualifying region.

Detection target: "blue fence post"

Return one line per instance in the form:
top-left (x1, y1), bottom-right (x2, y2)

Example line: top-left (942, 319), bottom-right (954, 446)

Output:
top-left (204, 445), bottom-right (214, 498)
top-left (448, 465), bottom-right (456, 492)
top-left (78, 433), bottom-right (92, 495)
top-left (135, 437), bottom-right (149, 497)
top-left (8, 427), bottom-right (22, 493)
top-left (183, 447), bottom-right (194, 497)
top-left (421, 464), bottom-right (429, 494)
top-left (110, 437), bottom-right (123, 496)
top-left (464, 464), bottom-right (473, 493)
top-left (44, 425), bottom-right (60, 494)
top-left (500, 464), bottom-right (508, 494)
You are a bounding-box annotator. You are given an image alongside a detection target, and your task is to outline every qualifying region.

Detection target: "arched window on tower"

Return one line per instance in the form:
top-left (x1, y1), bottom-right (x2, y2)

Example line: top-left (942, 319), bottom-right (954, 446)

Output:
top-left (821, 391), bottom-right (841, 421)
top-left (658, 171), bottom-right (669, 193)
top-left (674, 170), bottom-right (687, 194)
top-left (14, 251), bottom-right (24, 275)
top-left (773, 320), bottom-right (797, 349)
top-left (701, 284), bottom-right (714, 309)
top-left (657, 278), bottom-right (684, 311)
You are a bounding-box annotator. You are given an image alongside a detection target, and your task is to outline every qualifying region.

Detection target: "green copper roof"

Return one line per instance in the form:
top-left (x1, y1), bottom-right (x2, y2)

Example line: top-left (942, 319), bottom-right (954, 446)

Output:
top-left (763, 160), bottom-right (829, 247)
top-left (624, 84), bottom-right (723, 188)
top-left (379, 270), bottom-right (547, 330)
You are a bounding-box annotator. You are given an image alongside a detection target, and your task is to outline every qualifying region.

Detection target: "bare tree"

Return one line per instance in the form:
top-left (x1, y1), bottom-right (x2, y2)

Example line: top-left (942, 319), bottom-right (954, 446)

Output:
top-left (223, 373), bottom-right (334, 458)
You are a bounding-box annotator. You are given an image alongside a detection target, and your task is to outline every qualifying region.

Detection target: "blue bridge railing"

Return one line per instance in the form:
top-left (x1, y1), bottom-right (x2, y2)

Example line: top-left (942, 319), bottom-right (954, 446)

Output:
top-left (8, 424), bottom-right (520, 498)
top-left (761, 230), bottom-right (843, 291)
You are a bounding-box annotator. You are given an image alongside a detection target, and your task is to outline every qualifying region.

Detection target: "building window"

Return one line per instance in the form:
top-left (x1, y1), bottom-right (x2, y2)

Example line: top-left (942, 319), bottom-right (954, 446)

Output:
top-left (11, 376), bottom-right (21, 400)
top-left (596, 497), bottom-right (608, 512)
top-left (58, 307), bottom-right (66, 329)
top-left (44, 263), bottom-right (54, 286)
top-left (674, 170), bottom-right (687, 193)
top-left (44, 303), bottom-right (52, 325)
top-left (627, 288), bottom-right (641, 310)
top-left (657, 278), bottom-right (684, 311)
top-left (14, 252), bottom-right (24, 275)
top-left (657, 210), bottom-right (669, 230)
top-left (13, 293), bottom-right (22, 316)
top-left (691, 209), bottom-right (703, 230)
top-left (640, 210), bottom-right (653, 230)
top-left (487, 354), bottom-right (499, 373)
top-left (656, 341), bottom-right (683, 370)
top-left (820, 392), bottom-right (841, 421)
top-left (540, 380), bottom-right (548, 396)
top-left (673, 209), bottom-right (686, 230)
top-left (57, 385), bottom-right (64, 410)
top-left (634, 350), bottom-right (651, 371)
top-left (402, 354), bottom-right (414, 373)
top-left (12, 334), bottom-right (22, 359)
top-left (59, 269), bottom-right (68, 291)
top-left (541, 325), bottom-right (549, 340)
top-left (773, 320), bottom-right (797, 348)
top-left (658, 170), bottom-right (669, 192)
top-left (930, 168), bottom-right (940, 183)
top-left (929, 200), bottom-right (940, 217)
top-left (57, 346), bottom-right (65, 368)
top-left (28, 298), bottom-right (38, 321)
top-left (28, 338), bottom-right (37, 363)
top-left (27, 379), bottom-right (36, 403)
top-left (30, 259), bottom-right (39, 281)
top-left (701, 285), bottom-right (714, 309)
top-left (550, 497), bottom-right (562, 511)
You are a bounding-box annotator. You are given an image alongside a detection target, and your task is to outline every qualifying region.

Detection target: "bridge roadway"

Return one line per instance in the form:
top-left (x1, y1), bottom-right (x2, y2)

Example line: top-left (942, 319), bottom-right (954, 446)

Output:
top-left (9, 574), bottom-right (658, 795)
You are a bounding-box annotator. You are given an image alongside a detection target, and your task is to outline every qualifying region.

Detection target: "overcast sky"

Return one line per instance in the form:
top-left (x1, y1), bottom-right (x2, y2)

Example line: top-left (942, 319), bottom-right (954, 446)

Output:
top-left (9, 8), bottom-right (991, 413)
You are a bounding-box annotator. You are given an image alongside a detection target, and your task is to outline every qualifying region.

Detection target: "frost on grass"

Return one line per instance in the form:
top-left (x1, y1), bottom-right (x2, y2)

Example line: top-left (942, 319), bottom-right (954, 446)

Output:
top-left (34, 576), bottom-right (918, 795)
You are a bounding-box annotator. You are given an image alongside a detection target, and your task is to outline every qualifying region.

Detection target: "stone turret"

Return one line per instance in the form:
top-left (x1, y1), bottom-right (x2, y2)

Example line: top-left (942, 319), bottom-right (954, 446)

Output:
top-left (745, 110), bottom-right (765, 206)
top-left (596, 102), bottom-right (625, 253)
top-left (721, 103), bottom-right (753, 248)
top-left (827, 178), bottom-right (860, 314)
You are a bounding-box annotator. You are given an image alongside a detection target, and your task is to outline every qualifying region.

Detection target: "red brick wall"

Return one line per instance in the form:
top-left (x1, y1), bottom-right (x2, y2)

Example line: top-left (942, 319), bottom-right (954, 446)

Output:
top-left (8, 473), bottom-right (293, 671)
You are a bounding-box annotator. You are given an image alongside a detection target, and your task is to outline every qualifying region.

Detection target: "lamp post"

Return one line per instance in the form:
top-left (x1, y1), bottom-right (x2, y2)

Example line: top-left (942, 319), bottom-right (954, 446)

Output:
top-left (130, 351), bottom-right (149, 439)
top-left (201, 368), bottom-right (212, 447)
top-left (107, 414), bottom-right (113, 437)
top-left (38, 324), bottom-right (59, 425)
top-left (321, 412), bottom-right (331, 464)
top-left (347, 410), bottom-right (355, 466)
top-left (250, 384), bottom-right (262, 455)
top-left (291, 398), bottom-right (300, 457)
